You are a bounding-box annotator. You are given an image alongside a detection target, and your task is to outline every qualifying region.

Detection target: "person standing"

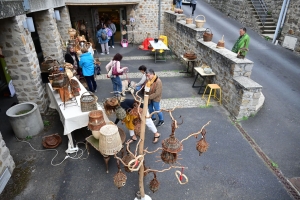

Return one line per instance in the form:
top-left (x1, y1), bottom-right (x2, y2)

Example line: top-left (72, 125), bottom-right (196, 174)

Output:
top-left (135, 65), bottom-right (147, 91)
top-left (96, 24), bottom-right (109, 55)
top-left (105, 98), bottom-right (161, 144)
top-left (176, 0), bottom-right (182, 9)
top-left (105, 53), bottom-right (128, 97)
top-left (232, 27), bottom-right (250, 59)
top-left (65, 45), bottom-right (82, 77)
top-left (145, 69), bottom-right (164, 127)
top-left (191, 0), bottom-right (197, 16)
top-left (107, 19), bottom-right (116, 48)
top-left (172, 0), bottom-right (177, 10)
top-left (79, 47), bottom-right (97, 93)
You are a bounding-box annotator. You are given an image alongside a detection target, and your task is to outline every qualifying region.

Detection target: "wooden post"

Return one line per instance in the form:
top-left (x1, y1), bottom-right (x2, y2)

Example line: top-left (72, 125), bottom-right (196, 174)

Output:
top-left (138, 94), bottom-right (149, 199)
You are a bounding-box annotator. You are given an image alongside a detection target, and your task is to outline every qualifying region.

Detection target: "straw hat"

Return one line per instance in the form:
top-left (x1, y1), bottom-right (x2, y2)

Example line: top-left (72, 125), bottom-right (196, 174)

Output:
top-left (42, 134), bottom-right (62, 149)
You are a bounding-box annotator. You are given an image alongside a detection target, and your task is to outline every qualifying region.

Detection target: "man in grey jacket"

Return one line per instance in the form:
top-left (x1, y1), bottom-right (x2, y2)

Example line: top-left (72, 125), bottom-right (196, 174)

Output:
top-left (107, 19), bottom-right (116, 48)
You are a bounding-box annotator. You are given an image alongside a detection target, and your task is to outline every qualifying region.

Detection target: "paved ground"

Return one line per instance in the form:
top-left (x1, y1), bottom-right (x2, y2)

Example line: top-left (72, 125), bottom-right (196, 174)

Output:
top-left (0, 1), bottom-right (300, 199)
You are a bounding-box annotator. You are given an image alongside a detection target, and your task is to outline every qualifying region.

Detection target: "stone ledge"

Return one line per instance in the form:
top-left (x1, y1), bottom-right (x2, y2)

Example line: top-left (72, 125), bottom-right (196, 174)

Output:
top-left (233, 76), bottom-right (262, 89)
top-left (198, 39), bottom-right (253, 64)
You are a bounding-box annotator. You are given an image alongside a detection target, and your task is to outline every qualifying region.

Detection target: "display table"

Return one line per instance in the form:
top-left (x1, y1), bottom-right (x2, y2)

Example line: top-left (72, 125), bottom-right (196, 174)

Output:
top-left (149, 40), bottom-right (170, 63)
top-left (46, 77), bottom-right (108, 154)
top-left (179, 55), bottom-right (198, 77)
top-left (192, 67), bottom-right (216, 94)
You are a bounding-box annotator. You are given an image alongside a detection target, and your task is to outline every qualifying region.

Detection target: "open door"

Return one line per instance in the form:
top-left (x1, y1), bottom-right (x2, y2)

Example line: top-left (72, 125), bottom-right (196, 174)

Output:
top-left (120, 7), bottom-right (127, 42)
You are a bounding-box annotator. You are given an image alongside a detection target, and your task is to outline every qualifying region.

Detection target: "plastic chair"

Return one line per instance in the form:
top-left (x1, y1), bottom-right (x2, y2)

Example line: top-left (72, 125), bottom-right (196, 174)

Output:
top-left (202, 84), bottom-right (222, 106)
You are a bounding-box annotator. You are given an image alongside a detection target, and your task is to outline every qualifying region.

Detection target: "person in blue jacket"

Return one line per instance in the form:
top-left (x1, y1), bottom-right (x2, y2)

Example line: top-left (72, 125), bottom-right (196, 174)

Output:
top-left (79, 47), bottom-right (97, 93)
top-left (96, 24), bottom-right (109, 55)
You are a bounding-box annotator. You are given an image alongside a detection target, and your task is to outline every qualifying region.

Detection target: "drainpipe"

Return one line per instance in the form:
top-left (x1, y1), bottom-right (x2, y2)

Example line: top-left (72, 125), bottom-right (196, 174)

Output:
top-left (158, 0), bottom-right (161, 37)
top-left (280, 0), bottom-right (290, 28)
top-left (272, 0), bottom-right (288, 44)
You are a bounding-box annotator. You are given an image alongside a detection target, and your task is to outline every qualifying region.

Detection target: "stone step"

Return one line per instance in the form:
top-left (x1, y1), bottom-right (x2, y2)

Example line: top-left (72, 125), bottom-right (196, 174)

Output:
top-left (262, 29), bottom-right (276, 34)
top-left (262, 33), bottom-right (274, 39)
top-left (259, 26), bottom-right (276, 30)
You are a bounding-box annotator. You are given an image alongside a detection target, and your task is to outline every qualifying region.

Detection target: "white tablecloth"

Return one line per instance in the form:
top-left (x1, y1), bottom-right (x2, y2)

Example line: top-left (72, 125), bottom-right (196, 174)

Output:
top-left (149, 40), bottom-right (169, 50)
top-left (46, 77), bottom-right (107, 153)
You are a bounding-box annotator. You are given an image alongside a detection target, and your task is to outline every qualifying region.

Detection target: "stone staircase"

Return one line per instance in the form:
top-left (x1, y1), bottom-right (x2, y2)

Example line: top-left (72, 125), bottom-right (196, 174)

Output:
top-left (248, 0), bottom-right (276, 39)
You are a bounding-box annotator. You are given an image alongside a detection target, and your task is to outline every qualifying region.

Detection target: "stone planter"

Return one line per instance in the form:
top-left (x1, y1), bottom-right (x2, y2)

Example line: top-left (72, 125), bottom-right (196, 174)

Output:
top-left (6, 102), bottom-right (44, 139)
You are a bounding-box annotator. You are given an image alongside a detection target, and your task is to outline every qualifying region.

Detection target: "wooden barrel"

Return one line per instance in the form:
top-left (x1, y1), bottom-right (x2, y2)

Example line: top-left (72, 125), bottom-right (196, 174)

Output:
top-left (99, 124), bottom-right (122, 155)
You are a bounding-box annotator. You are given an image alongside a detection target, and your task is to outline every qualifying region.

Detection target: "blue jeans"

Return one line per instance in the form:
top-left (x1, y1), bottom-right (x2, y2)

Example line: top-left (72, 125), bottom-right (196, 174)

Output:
top-left (85, 75), bottom-right (97, 92)
top-left (148, 100), bottom-right (164, 121)
top-left (111, 76), bottom-right (122, 95)
top-left (109, 34), bottom-right (115, 47)
top-left (135, 85), bottom-right (142, 91)
top-left (176, 0), bottom-right (182, 8)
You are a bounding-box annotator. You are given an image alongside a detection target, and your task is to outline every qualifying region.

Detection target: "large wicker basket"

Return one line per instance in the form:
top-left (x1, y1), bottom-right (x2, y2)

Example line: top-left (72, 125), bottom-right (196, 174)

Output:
top-left (195, 15), bottom-right (206, 28)
top-left (80, 91), bottom-right (98, 112)
top-left (98, 124), bottom-right (122, 156)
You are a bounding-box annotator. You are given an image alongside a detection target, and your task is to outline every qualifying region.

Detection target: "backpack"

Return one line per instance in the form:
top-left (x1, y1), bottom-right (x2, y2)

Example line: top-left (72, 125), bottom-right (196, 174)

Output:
top-left (101, 30), bottom-right (107, 40)
top-left (106, 28), bottom-right (113, 37)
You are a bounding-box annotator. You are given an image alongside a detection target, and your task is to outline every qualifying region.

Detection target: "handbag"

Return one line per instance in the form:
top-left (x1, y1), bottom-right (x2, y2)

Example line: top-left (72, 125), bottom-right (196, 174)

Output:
top-left (80, 91), bottom-right (98, 112)
top-left (112, 62), bottom-right (123, 76)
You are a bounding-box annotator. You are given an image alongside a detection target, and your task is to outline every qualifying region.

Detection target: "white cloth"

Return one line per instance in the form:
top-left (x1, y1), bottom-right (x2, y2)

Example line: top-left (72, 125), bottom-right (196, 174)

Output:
top-left (47, 77), bottom-right (107, 135)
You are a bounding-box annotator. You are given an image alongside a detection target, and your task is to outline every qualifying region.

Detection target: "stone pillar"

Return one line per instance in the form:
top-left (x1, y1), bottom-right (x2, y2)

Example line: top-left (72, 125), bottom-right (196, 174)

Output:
top-left (0, 132), bottom-right (15, 182)
top-left (34, 8), bottom-right (64, 63)
top-left (0, 15), bottom-right (48, 113)
top-left (56, 6), bottom-right (72, 45)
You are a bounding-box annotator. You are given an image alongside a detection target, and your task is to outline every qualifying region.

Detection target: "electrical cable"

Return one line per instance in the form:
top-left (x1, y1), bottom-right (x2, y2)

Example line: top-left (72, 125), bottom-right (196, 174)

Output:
top-left (15, 137), bottom-right (89, 166)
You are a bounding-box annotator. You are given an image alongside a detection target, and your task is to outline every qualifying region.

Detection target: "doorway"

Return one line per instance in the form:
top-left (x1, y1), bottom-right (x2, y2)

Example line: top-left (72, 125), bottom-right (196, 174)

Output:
top-left (96, 6), bottom-right (127, 43)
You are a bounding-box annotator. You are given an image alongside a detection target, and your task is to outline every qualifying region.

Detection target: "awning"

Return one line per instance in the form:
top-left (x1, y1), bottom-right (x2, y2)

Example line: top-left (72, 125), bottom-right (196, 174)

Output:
top-left (65, 0), bottom-right (140, 5)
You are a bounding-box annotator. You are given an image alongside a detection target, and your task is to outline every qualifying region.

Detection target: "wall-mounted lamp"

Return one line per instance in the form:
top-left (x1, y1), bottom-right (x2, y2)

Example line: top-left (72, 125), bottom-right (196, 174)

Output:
top-left (22, 17), bottom-right (35, 32)
top-left (53, 10), bottom-right (61, 21)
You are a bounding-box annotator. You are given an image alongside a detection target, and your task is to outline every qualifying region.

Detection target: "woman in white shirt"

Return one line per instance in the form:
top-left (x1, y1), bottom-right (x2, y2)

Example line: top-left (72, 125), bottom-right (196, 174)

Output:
top-left (135, 65), bottom-right (147, 91)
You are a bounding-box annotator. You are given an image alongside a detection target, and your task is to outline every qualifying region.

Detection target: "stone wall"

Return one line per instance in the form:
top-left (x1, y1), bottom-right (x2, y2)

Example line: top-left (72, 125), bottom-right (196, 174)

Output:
top-left (0, 131), bottom-right (15, 191)
top-left (164, 11), bottom-right (263, 119)
top-left (204, 0), bottom-right (300, 53)
top-left (202, 0), bottom-right (260, 32)
top-left (280, 0), bottom-right (300, 52)
top-left (57, 6), bottom-right (72, 44)
top-left (34, 9), bottom-right (64, 63)
top-left (0, 15), bottom-right (48, 113)
top-left (68, 0), bottom-right (173, 45)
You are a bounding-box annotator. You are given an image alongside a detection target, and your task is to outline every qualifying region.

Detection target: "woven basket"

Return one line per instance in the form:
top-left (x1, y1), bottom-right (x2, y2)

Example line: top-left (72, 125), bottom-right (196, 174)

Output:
top-left (186, 18), bottom-right (193, 24)
top-left (203, 28), bottom-right (213, 42)
top-left (70, 79), bottom-right (80, 96)
top-left (52, 73), bottom-right (68, 88)
top-left (89, 110), bottom-right (104, 124)
top-left (41, 57), bottom-right (59, 73)
top-left (80, 91), bottom-right (98, 112)
top-left (183, 50), bottom-right (197, 60)
top-left (195, 15), bottom-right (206, 28)
top-left (99, 124), bottom-right (122, 156)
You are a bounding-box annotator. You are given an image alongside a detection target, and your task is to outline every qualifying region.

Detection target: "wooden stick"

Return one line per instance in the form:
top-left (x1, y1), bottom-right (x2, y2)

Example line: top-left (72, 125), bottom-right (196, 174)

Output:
top-left (180, 121), bottom-right (210, 143)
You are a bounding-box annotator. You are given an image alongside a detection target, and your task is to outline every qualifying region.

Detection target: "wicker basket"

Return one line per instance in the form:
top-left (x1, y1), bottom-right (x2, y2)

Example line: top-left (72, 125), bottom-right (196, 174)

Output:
top-left (68, 28), bottom-right (77, 37)
top-left (52, 73), bottom-right (68, 88)
top-left (41, 57), bottom-right (59, 73)
top-left (98, 124), bottom-right (122, 156)
top-left (195, 15), bottom-right (206, 28)
top-left (89, 110), bottom-right (104, 124)
top-left (80, 91), bottom-right (98, 112)
top-left (183, 50), bottom-right (197, 60)
top-left (186, 17), bottom-right (193, 24)
top-left (70, 79), bottom-right (80, 96)
top-left (203, 28), bottom-right (213, 42)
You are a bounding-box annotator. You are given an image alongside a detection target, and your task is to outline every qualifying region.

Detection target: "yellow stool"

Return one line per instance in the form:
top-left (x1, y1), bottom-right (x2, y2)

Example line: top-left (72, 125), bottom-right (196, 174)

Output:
top-left (202, 84), bottom-right (222, 106)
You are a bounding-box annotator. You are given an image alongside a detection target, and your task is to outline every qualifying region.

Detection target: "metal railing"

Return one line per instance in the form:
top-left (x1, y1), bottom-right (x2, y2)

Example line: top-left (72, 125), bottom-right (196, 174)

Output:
top-left (250, 0), bottom-right (268, 26)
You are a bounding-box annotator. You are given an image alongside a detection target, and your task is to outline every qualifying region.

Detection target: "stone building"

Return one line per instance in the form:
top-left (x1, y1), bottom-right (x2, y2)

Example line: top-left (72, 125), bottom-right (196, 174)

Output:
top-left (0, 0), bottom-right (264, 190)
top-left (204, 0), bottom-right (300, 54)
